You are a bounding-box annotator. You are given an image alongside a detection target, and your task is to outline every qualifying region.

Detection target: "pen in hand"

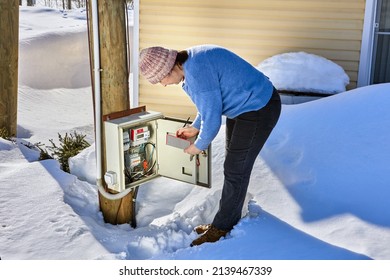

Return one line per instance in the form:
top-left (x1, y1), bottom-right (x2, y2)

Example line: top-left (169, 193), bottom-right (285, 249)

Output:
top-left (183, 117), bottom-right (190, 128)
top-left (177, 117), bottom-right (190, 139)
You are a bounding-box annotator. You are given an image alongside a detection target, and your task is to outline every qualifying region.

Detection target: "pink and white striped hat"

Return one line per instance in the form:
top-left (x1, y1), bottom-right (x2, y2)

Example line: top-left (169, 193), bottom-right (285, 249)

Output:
top-left (139, 46), bottom-right (178, 84)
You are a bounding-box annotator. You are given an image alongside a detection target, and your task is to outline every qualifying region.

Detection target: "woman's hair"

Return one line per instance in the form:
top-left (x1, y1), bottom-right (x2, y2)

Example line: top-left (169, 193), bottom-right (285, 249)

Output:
top-left (175, 50), bottom-right (189, 66)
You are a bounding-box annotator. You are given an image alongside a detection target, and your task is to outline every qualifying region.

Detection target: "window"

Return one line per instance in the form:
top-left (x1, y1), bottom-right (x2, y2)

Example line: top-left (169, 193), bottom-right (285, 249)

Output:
top-left (371, 0), bottom-right (390, 84)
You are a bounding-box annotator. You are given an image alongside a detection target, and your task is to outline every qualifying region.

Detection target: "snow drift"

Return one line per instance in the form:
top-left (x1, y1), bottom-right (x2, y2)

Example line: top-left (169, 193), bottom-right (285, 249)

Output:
top-left (257, 52), bottom-right (350, 94)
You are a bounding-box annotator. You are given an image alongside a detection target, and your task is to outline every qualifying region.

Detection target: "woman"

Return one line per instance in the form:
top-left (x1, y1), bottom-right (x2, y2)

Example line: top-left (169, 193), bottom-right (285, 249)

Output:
top-left (139, 45), bottom-right (281, 246)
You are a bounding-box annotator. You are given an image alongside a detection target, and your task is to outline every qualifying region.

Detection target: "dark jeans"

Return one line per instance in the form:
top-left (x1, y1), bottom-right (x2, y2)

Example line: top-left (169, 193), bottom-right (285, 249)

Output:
top-left (212, 89), bottom-right (281, 231)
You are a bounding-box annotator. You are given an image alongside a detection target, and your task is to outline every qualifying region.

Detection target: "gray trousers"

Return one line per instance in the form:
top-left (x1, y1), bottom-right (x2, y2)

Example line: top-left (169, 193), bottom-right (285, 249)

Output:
top-left (212, 89), bottom-right (281, 231)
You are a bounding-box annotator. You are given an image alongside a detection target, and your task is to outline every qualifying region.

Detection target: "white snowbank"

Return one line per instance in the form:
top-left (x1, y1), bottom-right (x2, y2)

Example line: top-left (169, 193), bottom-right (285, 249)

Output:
top-left (69, 143), bottom-right (97, 185)
top-left (19, 31), bottom-right (91, 89)
top-left (257, 52), bottom-right (350, 94)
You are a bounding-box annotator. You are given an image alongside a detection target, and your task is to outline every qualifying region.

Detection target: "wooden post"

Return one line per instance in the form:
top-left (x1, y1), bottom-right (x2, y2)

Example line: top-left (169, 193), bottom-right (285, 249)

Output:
top-left (0, 0), bottom-right (19, 137)
top-left (88, 0), bottom-right (135, 225)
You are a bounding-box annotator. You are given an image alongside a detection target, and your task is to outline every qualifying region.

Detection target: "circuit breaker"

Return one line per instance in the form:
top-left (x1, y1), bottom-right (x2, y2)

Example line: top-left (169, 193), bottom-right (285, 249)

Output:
top-left (104, 110), bottom-right (211, 192)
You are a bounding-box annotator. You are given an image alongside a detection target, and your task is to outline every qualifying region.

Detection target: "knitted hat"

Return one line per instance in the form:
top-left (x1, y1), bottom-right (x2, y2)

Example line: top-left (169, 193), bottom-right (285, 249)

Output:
top-left (139, 47), bottom-right (178, 84)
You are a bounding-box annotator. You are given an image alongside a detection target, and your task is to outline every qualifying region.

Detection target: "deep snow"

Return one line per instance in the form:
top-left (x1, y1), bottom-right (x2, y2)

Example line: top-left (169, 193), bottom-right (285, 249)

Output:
top-left (257, 51), bottom-right (350, 94)
top-left (1, 6), bottom-right (390, 265)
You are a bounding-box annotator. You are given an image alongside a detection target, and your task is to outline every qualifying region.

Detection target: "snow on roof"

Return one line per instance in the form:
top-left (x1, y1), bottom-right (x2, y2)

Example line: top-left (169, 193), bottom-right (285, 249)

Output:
top-left (257, 52), bottom-right (350, 95)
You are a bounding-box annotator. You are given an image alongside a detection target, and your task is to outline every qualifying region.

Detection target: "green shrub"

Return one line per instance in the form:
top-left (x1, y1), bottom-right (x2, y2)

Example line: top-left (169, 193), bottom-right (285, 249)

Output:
top-left (1, 129), bottom-right (90, 174)
top-left (34, 142), bottom-right (54, 161)
top-left (48, 131), bottom-right (90, 173)
top-left (35, 131), bottom-right (90, 173)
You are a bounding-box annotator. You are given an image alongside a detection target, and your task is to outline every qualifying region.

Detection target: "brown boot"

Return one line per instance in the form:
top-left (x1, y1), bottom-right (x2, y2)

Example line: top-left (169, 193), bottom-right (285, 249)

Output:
top-left (194, 224), bottom-right (211, 234)
top-left (191, 225), bottom-right (229, 247)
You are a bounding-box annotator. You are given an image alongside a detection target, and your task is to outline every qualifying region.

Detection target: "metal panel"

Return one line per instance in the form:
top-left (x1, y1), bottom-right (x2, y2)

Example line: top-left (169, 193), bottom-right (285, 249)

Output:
top-left (104, 111), bottom-right (211, 192)
top-left (104, 111), bottom-right (163, 192)
top-left (156, 118), bottom-right (211, 188)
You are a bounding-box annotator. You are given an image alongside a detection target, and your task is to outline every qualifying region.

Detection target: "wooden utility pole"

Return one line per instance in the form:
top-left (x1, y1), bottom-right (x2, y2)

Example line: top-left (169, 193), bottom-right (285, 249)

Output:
top-left (0, 0), bottom-right (19, 137)
top-left (88, 0), bottom-right (135, 225)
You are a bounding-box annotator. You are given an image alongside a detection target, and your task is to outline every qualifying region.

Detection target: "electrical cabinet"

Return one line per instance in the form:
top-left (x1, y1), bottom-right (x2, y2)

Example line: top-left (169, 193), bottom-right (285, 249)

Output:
top-left (104, 110), bottom-right (211, 192)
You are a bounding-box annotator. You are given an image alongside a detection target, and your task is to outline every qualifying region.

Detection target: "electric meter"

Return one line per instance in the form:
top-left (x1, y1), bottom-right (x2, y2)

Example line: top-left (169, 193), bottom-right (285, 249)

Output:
top-left (130, 126), bottom-right (150, 147)
top-left (104, 110), bottom-right (211, 192)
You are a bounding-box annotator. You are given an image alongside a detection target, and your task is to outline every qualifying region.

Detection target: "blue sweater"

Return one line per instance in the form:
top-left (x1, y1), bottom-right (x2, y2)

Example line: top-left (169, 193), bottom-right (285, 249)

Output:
top-left (182, 45), bottom-right (274, 150)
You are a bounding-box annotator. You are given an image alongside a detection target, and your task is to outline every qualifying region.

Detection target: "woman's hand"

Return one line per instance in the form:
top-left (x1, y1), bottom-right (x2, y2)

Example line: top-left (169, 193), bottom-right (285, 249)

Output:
top-left (184, 143), bottom-right (202, 155)
top-left (176, 126), bottom-right (199, 139)
top-left (176, 126), bottom-right (201, 155)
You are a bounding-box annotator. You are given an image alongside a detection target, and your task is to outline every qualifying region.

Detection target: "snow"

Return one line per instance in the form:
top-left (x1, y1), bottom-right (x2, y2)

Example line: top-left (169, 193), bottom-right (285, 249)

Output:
top-left (257, 52), bottom-right (350, 94)
top-left (1, 6), bottom-right (390, 268)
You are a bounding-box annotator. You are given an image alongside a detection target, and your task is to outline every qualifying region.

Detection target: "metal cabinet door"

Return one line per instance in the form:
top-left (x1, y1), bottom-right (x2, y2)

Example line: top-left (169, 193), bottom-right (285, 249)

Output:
top-left (156, 118), bottom-right (211, 188)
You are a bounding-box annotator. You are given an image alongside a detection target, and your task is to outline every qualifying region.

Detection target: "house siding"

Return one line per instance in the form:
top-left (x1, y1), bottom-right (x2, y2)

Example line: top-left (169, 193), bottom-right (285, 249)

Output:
top-left (139, 0), bottom-right (366, 119)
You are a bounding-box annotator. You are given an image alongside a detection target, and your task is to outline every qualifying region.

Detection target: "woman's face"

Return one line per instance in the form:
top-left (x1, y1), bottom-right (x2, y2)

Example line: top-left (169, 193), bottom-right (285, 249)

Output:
top-left (160, 65), bottom-right (184, 86)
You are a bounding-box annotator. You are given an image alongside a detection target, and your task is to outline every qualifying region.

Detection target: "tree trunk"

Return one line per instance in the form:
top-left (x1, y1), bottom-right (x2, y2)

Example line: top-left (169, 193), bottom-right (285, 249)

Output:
top-left (0, 0), bottom-right (19, 137)
top-left (87, 0), bottom-right (134, 225)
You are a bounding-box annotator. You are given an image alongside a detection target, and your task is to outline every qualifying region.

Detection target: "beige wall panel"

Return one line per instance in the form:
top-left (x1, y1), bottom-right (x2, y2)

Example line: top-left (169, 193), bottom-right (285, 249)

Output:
top-left (139, 0), bottom-right (366, 118)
